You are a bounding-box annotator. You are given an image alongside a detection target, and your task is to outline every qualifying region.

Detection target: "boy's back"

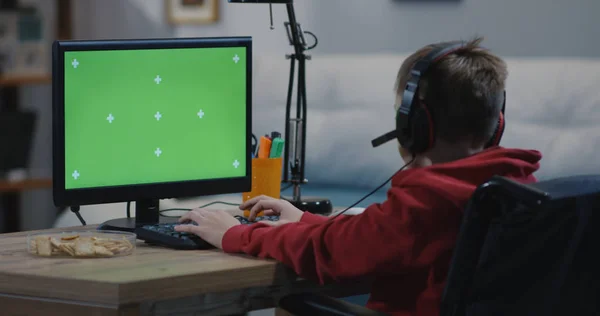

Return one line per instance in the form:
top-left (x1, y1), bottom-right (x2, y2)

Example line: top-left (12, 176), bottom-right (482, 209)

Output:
top-left (223, 146), bottom-right (540, 316)
top-left (176, 38), bottom-right (543, 316)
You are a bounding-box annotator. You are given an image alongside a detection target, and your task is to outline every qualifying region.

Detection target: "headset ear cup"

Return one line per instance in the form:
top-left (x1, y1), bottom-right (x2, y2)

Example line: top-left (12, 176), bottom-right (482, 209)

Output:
top-left (409, 104), bottom-right (435, 153)
top-left (486, 112), bottom-right (505, 148)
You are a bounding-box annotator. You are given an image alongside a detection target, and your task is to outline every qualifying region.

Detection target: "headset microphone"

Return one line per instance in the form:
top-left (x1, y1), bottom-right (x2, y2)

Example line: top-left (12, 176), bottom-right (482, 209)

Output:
top-left (371, 130), bottom-right (397, 148)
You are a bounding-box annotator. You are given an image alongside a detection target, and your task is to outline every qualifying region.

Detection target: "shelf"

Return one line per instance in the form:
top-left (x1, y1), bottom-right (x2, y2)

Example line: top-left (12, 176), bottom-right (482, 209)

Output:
top-left (0, 179), bottom-right (52, 193)
top-left (0, 74), bottom-right (51, 87)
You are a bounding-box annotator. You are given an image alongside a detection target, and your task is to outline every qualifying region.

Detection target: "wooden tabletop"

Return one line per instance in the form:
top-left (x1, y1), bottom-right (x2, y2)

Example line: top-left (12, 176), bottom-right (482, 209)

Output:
top-left (0, 224), bottom-right (294, 306)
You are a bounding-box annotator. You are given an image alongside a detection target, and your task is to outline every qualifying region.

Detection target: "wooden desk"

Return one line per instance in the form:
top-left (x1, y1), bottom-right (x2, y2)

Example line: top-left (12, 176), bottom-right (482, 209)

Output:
top-left (0, 224), bottom-right (369, 316)
top-left (0, 179), bottom-right (53, 233)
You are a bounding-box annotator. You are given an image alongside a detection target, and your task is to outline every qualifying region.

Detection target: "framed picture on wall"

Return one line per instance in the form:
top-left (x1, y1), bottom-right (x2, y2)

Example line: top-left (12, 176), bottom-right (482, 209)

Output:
top-left (166, 0), bottom-right (219, 25)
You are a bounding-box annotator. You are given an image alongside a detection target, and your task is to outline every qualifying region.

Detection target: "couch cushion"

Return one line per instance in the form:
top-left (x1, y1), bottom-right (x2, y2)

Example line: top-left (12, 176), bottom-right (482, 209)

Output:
top-left (252, 54), bottom-right (600, 187)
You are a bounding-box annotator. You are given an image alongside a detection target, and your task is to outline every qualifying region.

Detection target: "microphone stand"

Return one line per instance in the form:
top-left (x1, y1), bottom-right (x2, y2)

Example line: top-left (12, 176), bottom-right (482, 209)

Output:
top-left (281, 3), bottom-right (332, 215)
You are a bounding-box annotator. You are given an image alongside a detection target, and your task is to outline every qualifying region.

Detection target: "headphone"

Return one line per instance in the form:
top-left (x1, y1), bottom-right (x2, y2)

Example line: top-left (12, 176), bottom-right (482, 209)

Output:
top-left (371, 42), bottom-right (506, 153)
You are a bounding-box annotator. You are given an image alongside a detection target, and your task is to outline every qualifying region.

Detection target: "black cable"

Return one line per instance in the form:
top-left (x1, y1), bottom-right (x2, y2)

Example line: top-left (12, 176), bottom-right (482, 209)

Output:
top-left (251, 133), bottom-right (258, 156)
top-left (268, 4), bottom-right (274, 30)
top-left (330, 155), bottom-right (416, 220)
top-left (159, 201), bottom-right (241, 218)
top-left (280, 183), bottom-right (293, 192)
top-left (126, 201), bottom-right (131, 218)
top-left (279, 182), bottom-right (294, 199)
top-left (304, 31), bottom-right (318, 50)
top-left (70, 206), bottom-right (87, 226)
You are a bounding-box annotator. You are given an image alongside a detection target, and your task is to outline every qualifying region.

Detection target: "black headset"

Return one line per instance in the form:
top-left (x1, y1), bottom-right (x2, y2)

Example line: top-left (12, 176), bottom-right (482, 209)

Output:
top-left (371, 42), bottom-right (506, 153)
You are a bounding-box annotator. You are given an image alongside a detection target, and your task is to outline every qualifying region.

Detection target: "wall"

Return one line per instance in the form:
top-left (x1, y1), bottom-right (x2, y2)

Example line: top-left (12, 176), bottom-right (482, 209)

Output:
top-left (312, 0), bottom-right (600, 57)
top-left (15, 0), bottom-right (599, 230)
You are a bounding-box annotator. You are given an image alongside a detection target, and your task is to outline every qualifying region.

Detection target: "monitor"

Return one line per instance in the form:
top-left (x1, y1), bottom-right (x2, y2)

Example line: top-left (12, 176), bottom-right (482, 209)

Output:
top-left (52, 37), bottom-right (252, 232)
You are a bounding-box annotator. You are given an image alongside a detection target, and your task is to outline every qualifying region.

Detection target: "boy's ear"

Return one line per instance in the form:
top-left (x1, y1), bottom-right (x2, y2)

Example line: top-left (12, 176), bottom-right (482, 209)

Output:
top-left (398, 144), bottom-right (413, 161)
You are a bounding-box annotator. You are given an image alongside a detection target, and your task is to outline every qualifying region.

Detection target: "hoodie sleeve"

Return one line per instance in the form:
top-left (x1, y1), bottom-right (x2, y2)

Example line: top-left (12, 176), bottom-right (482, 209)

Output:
top-left (300, 212), bottom-right (331, 224)
top-left (222, 186), bottom-right (459, 284)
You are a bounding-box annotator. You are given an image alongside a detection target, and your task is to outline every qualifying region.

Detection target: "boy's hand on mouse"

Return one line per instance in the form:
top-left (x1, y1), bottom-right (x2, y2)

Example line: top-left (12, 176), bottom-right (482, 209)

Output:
top-left (240, 195), bottom-right (303, 223)
top-left (174, 209), bottom-right (240, 249)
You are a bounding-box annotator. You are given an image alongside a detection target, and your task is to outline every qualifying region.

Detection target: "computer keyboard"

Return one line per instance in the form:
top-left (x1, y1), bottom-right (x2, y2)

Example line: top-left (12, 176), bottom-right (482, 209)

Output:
top-left (235, 215), bottom-right (280, 225)
top-left (135, 215), bottom-right (280, 250)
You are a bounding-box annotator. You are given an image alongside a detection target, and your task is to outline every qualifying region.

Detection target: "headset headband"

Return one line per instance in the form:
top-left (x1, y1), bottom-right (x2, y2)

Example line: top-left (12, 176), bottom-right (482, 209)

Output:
top-left (371, 42), bottom-right (466, 148)
top-left (396, 42), bottom-right (466, 142)
top-left (372, 41), bottom-right (506, 150)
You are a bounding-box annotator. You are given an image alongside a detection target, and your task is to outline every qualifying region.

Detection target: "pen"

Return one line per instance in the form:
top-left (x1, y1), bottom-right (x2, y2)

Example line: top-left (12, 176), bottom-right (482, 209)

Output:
top-left (269, 138), bottom-right (284, 158)
top-left (258, 136), bottom-right (272, 159)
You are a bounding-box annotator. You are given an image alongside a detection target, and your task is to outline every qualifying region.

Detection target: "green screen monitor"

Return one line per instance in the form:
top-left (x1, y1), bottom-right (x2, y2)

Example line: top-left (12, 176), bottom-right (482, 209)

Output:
top-left (52, 37), bottom-right (252, 232)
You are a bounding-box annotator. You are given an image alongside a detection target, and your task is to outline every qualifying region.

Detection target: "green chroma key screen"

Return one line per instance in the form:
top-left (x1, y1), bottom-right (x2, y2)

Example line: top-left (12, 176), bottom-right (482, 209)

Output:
top-left (63, 47), bottom-right (247, 189)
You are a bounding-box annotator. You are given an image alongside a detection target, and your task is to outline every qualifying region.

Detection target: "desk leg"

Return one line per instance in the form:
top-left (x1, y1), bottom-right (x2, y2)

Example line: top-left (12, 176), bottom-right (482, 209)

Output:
top-left (1, 193), bottom-right (20, 233)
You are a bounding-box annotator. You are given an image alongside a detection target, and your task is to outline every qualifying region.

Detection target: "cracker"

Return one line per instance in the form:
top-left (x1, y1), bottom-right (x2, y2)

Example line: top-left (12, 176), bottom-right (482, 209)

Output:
top-left (60, 243), bottom-right (76, 256)
top-left (31, 234), bottom-right (133, 258)
top-left (35, 237), bottom-right (52, 256)
top-left (29, 240), bottom-right (37, 254)
top-left (50, 237), bottom-right (62, 249)
top-left (74, 239), bottom-right (95, 257)
top-left (93, 245), bottom-right (114, 257)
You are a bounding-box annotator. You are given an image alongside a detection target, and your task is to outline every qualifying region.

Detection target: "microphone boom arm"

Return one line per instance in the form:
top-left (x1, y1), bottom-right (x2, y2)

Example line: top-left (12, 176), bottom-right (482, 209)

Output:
top-left (282, 3), bottom-right (308, 200)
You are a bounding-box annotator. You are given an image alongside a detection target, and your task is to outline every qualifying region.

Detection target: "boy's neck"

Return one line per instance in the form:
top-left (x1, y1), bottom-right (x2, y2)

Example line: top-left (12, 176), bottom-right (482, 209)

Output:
top-left (419, 139), bottom-right (485, 166)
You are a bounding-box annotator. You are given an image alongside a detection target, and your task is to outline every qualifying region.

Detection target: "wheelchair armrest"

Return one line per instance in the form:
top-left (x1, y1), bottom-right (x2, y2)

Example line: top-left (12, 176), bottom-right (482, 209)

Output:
top-left (278, 292), bottom-right (387, 316)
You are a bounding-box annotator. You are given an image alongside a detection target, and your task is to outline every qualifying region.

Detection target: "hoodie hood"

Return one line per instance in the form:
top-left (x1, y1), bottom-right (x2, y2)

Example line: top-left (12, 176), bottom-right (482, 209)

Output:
top-left (392, 146), bottom-right (542, 205)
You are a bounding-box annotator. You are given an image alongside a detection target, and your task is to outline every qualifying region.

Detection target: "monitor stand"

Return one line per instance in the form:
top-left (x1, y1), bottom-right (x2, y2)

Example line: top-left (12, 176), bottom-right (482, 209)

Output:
top-left (97, 199), bottom-right (174, 233)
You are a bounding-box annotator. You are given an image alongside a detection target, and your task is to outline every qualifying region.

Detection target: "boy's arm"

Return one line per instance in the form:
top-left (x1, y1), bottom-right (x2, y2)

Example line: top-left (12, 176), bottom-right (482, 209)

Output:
top-left (299, 211), bottom-right (332, 224)
top-left (222, 187), bottom-right (457, 284)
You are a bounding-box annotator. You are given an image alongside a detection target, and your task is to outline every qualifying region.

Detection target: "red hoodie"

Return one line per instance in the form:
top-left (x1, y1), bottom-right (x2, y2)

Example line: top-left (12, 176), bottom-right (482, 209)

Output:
top-left (222, 147), bottom-right (542, 316)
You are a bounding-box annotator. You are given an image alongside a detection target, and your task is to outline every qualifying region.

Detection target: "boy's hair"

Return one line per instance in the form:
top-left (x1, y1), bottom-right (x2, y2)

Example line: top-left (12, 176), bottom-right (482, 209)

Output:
top-left (394, 37), bottom-right (508, 146)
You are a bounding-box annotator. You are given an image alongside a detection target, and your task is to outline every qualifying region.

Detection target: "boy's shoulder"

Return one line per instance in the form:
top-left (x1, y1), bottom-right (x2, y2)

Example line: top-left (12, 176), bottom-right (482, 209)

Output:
top-left (388, 147), bottom-right (542, 204)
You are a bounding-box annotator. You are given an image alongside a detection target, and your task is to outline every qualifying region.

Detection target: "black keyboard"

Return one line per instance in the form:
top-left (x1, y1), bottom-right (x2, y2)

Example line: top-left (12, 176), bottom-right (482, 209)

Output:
top-left (135, 215), bottom-right (280, 250)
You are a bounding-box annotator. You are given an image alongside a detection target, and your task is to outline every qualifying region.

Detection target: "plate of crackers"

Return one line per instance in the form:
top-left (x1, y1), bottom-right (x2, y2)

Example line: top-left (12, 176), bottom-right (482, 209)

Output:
top-left (28, 231), bottom-right (136, 258)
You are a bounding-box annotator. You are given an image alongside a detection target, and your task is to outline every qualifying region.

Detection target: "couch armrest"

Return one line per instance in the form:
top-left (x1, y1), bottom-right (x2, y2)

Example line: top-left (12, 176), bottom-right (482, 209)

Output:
top-left (278, 292), bottom-right (387, 316)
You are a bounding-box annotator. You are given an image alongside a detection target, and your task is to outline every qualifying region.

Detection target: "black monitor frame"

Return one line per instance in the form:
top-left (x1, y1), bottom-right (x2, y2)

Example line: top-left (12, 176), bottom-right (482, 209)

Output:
top-left (52, 37), bottom-right (252, 229)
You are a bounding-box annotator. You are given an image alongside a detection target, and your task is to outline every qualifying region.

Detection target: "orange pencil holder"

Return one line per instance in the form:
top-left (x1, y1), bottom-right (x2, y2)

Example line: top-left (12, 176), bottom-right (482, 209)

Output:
top-left (242, 157), bottom-right (283, 217)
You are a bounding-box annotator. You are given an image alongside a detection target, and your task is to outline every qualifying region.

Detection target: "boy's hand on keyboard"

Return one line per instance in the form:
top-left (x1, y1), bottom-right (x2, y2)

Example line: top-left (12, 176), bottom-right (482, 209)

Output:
top-left (240, 195), bottom-right (303, 223)
top-left (174, 209), bottom-right (240, 249)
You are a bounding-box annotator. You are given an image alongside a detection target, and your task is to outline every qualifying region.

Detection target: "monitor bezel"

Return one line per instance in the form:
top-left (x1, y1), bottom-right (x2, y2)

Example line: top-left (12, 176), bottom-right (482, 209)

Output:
top-left (52, 37), bottom-right (253, 207)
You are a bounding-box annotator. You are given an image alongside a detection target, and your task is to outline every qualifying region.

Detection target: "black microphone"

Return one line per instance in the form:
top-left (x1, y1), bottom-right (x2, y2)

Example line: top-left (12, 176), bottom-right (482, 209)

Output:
top-left (371, 130), bottom-right (397, 148)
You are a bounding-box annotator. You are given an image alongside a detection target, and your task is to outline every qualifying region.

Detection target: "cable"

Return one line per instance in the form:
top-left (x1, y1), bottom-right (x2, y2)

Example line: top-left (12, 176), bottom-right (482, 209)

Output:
top-left (304, 31), bottom-right (318, 50)
top-left (330, 155), bottom-right (416, 220)
top-left (280, 183), bottom-right (293, 192)
top-left (159, 201), bottom-right (241, 218)
top-left (269, 4), bottom-right (274, 30)
top-left (70, 206), bottom-right (87, 226)
top-left (252, 133), bottom-right (258, 157)
top-left (279, 182), bottom-right (294, 199)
